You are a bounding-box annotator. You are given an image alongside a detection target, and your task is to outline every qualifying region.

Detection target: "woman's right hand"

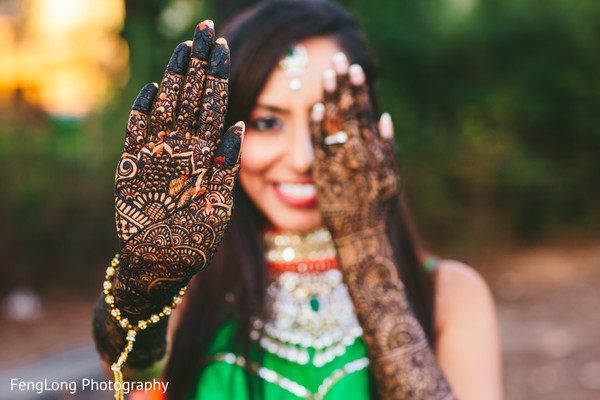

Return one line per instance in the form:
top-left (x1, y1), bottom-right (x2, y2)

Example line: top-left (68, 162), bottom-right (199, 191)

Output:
top-left (113, 21), bottom-right (243, 317)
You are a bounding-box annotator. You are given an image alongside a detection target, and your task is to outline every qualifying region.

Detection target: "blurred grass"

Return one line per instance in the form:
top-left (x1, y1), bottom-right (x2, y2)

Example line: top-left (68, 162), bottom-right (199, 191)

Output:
top-left (1, 0), bottom-right (599, 295)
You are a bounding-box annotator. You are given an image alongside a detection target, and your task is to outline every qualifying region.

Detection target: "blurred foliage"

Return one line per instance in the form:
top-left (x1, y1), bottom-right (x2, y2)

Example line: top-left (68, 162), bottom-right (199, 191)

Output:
top-left (339, 0), bottom-right (600, 250)
top-left (1, 0), bottom-right (599, 295)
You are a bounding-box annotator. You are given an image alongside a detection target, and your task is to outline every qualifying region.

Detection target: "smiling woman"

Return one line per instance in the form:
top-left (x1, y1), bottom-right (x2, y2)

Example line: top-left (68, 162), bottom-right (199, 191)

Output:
top-left (240, 38), bottom-right (343, 231)
top-left (93, 1), bottom-right (502, 399)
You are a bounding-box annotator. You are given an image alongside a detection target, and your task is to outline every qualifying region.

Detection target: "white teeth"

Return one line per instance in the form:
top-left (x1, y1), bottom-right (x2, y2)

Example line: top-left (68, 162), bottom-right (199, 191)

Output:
top-left (277, 183), bottom-right (316, 199)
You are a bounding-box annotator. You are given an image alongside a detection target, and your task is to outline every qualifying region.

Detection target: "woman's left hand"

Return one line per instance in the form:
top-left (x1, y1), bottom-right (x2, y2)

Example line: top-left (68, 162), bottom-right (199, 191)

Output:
top-left (310, 53), bottom-right (399, 242)
top-left (311, 54), bottom-right (457, 400)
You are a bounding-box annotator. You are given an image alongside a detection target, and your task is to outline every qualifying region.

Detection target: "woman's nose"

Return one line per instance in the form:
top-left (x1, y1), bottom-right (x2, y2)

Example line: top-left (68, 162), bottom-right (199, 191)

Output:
top-left (289, 120), bottom-right (314, 173)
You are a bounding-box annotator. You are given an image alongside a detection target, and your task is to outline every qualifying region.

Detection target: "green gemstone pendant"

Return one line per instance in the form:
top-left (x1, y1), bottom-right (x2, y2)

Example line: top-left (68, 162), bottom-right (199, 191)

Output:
top-left (310, 296), bottom-right (320, 312)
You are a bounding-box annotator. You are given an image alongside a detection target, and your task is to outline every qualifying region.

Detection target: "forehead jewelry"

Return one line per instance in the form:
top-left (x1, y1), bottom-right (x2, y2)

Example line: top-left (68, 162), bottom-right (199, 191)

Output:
top-left (279, 44), bottom-right (308, 91)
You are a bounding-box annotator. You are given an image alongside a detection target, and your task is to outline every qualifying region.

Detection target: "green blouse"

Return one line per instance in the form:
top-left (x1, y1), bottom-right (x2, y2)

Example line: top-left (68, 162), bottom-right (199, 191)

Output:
top-left (190, 321), bottom-right (372, 400)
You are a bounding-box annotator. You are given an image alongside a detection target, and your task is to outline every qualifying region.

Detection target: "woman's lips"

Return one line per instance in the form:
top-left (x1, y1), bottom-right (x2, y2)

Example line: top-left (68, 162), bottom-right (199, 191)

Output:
top-left (272, 182), bottom-right (317, 207)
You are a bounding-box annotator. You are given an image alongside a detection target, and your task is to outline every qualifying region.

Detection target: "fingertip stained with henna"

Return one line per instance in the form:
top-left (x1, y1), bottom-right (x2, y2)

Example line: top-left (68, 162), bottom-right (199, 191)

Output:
top-left (214, 124), bottom-right (242, 169)
top-left (166, 43), bottom-right (191, 75)
top-left (132, 83), bottom-right (158, 113)
top-left (193, 20), bottom-right (215, 61)
top-left (208, 39), bottom-right (230, 79)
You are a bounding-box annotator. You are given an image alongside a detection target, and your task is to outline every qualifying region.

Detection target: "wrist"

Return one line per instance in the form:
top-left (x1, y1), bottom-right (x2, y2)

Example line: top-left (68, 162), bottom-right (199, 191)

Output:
top-left (331, 225), bottom-right (395, 274)
top-left (112, 252), bottom-right (190, 320)
top-left (98, 254), bottom-right (188, 376)
top-left (331, 223), bottom-right (387, 249)
top-left (93, 294), bottom-right (169, 369)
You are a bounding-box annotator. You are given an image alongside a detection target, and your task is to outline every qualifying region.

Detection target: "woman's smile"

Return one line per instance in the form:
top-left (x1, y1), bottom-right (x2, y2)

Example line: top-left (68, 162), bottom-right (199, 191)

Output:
top-left (272, 180), bottom-right (317, 207)
top-left (239, 37), bottom-right (343, 231)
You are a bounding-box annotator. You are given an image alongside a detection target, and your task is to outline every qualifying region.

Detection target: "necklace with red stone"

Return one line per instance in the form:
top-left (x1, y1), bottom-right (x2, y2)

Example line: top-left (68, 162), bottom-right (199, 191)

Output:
top-left (251, 228), bottom-right (363, 367)
top-left (264, 227), bottom-right (338, 273)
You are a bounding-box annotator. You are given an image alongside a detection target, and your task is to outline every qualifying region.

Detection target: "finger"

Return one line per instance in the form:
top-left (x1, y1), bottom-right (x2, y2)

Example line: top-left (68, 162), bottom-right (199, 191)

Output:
top-left (379, 112), bottom-right (394, 140)
top-left (322, 68), bottom-right (342, 137)
top-left (332, 52), bottom-right (351, 101)
top-left (348, 62), bottom-right (387, 169)
top-left (198, 121), bottom-right (244, 200)
top-left (349, 64), bottom-right (377, 140)
top-left (176, 20), bottom-right (214, 134)
top-left (322, 63), bottom-right (366, 169)
top-left (124, 83), bottom-right (158, 153)
top-left (377, 112), bottom-right (402, 198)
top-left (148, 43), bottom-right (190, 142)
top-left (213, 121), bottom-right (244, 170)
top-left (332, 53), bottom-right (360, 140)
top-left (309, 102), bottom-right (328, 158)
top-left (198, 38), bottom-right (230, 143)
top-left (379, 112), bottom-right (397, 163)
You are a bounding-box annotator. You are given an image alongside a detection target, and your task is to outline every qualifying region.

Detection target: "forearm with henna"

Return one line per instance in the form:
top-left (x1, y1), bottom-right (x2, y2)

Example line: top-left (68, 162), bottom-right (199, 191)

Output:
top-left (335, 233), bottom-right (455, 399)
top-left (93, 21), bottom-right (243, 370)
top-left (311, 56), bottom-right (456, 399)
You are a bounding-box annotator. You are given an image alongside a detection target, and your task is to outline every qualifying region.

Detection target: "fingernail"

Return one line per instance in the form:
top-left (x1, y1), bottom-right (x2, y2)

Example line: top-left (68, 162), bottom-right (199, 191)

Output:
top-left (349, 64), bottom-right (365, 85)
top-left (167, 42), bottom-right (191, 75)
top-left (333, 52), bottom-right (348, 74)
top-left (380, 112), bottom-right (393, 139)
top-left (209, 38), bottom-right (230, 79)
top-left (215, 123), bottom-right (243, 169)
top-left (323, 69), bottom-right (336, 92)
top-left (312, 103), bottom-right (324, 122)
top-left (192, 20), bottom-right (215, 60)
top-left (132, 83), bottom-right (158, 113)
top-left (235, 120), bottom-right (245, 139)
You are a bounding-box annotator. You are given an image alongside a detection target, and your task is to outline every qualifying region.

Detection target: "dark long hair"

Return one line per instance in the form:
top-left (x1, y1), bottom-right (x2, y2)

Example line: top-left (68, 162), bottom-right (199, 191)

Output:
top-left (164, 1), bottom-right (435, 398)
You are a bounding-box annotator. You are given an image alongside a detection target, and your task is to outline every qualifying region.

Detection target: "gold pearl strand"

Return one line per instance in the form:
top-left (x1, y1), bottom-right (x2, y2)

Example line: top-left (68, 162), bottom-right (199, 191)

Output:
top-left (103, 255), bottom-right (187, 400)
top-left (209, 228), bottom-right (370, 399)
top-left (255, 228), bottom-right (363, 367)
top-left (263, 228), bottom-right (338, 272)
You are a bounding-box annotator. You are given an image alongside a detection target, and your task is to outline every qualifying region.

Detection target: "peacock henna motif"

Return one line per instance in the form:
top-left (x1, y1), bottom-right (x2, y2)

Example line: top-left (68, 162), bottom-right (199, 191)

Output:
top-left (148, 43), bottom-right (190, 142)
top-left (198, 38), bottom-right (229, 142)
top-left (311, 58), bottom-right (456, 399)
top-left (176, 21), bottom-right (213, 132)
top-left (94, 21), bottom-right (244, 368)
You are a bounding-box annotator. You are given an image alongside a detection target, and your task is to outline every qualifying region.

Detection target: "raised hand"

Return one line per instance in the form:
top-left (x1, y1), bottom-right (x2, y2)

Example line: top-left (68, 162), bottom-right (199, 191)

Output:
top-left (310, 54), bottom-right (456, 400)
top-left (113, 21), bottom-right (243, 317)
top-left (310, 53), bottom-right (399, 241)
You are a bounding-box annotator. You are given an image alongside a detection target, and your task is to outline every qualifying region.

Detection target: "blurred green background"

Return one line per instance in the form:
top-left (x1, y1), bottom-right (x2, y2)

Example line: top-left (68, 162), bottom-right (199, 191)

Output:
top-left (1, 1), bottom-right (600, 399)
top-left (1, 0), bottom-right (599, 296)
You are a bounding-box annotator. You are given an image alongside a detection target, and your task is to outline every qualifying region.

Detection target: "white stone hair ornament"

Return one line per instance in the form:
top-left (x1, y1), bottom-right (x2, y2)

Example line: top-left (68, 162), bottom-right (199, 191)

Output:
top-left (279, 44), bottom-right (308, 91)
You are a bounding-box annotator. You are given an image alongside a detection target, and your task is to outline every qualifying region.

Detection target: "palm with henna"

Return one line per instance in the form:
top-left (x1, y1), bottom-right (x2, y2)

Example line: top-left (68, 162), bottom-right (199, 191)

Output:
top-left (310, 58), bottom-right (399, 241)
top-left (311, 54), bottom-right (456, 399)
top-left (94, 21), bottom-right (243, 368)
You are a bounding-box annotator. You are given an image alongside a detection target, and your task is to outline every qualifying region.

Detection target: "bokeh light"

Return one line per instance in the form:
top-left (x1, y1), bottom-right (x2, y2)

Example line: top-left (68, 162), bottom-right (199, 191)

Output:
top-left (0, 0), bottom-right (128, 118)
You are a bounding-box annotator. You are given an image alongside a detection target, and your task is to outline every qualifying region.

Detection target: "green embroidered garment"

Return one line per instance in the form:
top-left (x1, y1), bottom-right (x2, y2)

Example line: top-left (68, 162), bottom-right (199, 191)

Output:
top-left (190, 321), bottom-right (372, 399)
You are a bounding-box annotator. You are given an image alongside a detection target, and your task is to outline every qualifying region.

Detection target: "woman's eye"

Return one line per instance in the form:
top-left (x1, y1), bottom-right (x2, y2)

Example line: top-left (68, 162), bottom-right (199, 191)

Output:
top-left (251, 117), bottom-right (282, 131)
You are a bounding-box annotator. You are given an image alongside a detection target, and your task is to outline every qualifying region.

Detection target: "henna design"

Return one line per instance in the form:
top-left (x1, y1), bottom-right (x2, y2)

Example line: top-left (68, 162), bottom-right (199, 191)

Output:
top-left (177, 22), bottom-right (213, 132)
top-left (311, 60), bottom-right (456, 399)
top-left (94, 23), bottom-right (243, 369)
top-left (124, 84), bottom-right (156, 154)
top-left (336, 238), bottom-right (455, 399)
top-left (114, 120), bottom-right (243, 316)
top-left (148, 43), bottom-right (190, 142)
top-left (199, 39), bottom-right (229, 141)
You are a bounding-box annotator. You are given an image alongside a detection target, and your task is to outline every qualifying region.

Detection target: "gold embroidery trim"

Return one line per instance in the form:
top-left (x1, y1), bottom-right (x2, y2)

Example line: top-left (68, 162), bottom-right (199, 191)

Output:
top-left (208, 353), bottom-right (370, 400)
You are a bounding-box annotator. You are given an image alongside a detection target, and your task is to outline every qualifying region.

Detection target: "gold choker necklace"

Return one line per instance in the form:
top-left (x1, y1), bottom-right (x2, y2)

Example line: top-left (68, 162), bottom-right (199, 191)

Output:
top-left (253, 227), bottom-right (362, 368)
top-left (263, 228), bottom-right (338, 273)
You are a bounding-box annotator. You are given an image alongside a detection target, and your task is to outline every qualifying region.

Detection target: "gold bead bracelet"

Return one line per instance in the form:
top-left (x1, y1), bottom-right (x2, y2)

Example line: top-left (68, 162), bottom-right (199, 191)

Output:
top-left (103, 254), bottom-right (187, 400)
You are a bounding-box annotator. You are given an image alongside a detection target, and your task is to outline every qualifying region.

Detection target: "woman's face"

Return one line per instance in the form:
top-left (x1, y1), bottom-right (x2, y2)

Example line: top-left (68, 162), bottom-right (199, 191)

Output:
top-left (239, 37), bottom-right (343, 232)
